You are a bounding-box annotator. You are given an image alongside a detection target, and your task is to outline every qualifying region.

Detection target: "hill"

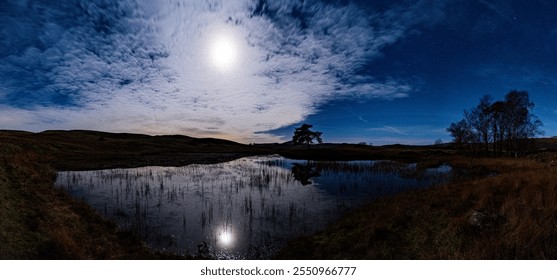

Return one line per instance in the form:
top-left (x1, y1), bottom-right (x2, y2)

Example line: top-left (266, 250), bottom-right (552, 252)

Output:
top-left (0, 130), bottom-right (256, 171)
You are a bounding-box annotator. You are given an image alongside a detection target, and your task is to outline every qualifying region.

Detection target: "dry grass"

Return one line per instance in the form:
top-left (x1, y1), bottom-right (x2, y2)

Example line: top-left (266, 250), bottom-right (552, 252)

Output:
top-left (452, 169), bottom-right (557, 259)
top-left (276, 157), bottom-right (557, 259)
top-left (0, 150), bottom-right (175, 259)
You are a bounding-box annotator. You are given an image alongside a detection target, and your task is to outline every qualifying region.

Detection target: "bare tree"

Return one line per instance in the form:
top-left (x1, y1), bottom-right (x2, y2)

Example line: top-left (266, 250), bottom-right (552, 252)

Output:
top-left (489, 100), bottom-right (507, 156)
top-left (447, 119), bottom-right (470, 145)
top-left (502, 90), bottom-right (543, 156)
top-left (448, 90), bottom-right (543, 157)
top-left (468, 95), bottom-right (493, 154)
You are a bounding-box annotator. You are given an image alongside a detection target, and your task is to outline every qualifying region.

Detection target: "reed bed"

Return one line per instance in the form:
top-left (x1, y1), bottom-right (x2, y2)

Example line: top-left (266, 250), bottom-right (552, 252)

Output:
top-left (55, 155), bottom-right (453, 259)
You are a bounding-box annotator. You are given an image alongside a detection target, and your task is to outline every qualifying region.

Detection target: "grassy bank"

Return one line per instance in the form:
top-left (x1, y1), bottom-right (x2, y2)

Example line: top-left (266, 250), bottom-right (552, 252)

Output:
top-left (276, 157), bottom-right (557, 259)
top-left (0, 150), bottom-right (164, 259)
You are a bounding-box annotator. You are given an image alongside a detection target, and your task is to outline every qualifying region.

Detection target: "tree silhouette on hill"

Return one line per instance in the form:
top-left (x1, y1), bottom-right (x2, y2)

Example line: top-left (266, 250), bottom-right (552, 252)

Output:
top-left (292, 124), bottom-right (323, 150)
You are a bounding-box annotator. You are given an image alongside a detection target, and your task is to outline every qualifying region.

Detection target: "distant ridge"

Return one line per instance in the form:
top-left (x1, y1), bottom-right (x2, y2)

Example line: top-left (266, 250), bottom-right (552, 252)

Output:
top-left (0, 129), bottom-right (254, 170)
top-left (39, 129), bottom-right (241, 145)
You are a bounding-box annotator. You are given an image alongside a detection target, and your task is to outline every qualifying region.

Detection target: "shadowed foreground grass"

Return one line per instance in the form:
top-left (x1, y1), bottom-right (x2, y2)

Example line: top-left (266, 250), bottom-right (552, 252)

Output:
top-left (0, 150), bottom-right (167, 259)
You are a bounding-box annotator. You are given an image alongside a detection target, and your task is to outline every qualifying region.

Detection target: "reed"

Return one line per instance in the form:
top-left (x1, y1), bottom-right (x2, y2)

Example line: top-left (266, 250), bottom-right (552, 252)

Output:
top-left (53, 155), bottom-right (456, 258)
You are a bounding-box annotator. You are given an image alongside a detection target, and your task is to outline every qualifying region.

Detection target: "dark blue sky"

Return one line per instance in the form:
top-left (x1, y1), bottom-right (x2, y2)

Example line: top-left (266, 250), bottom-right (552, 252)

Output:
top-left (1, 0), bottom-right (556, 144)
top-left (269, 0), bottom-right (557, 144)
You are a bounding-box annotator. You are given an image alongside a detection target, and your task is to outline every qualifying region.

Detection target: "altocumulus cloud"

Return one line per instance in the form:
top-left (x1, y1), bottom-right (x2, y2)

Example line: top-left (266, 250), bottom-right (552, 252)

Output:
top-left (0, 0), bottom-right (447, 143)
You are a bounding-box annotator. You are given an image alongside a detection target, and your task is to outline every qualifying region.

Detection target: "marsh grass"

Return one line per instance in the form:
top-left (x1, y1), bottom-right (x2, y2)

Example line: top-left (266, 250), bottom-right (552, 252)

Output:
top-left (276, 157), bottom-right (557, 259)
top-left (54, 156), bottom-right (453, 259)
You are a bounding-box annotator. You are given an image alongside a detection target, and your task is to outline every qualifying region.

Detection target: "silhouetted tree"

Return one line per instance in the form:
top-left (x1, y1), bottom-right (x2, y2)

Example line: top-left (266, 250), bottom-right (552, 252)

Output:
top-left (292, 124), bottom-right (323, 149)
top-left (467, 95), bottom-right (493, 154)
top-left (447, 119), bottom-right (472, 145)
top-left (448, 90), bottom-right (543, 157)
top-left (501, 90), bottom-right (543, 156)
top-left (489, 100), bottom-right (507, 156)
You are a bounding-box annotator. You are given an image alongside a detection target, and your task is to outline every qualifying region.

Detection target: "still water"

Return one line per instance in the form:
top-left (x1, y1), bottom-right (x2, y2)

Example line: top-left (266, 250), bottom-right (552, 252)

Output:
top-left (55, 155), bottom-right (451, 259)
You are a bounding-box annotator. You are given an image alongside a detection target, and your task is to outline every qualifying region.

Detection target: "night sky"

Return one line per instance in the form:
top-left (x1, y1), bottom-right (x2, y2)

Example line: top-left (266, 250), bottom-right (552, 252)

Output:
top-left (1, 0), bottom-right (556, 145)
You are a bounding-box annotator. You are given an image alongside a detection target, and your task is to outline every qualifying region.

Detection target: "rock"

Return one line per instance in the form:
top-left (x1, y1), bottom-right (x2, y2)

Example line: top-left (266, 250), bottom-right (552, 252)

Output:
top-left (469, 210), bottom-right (505, 229)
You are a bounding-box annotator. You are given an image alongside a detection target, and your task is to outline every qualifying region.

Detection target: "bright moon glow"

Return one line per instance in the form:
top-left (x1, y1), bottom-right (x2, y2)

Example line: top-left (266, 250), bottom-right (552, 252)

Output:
top-left (210, 36), bottom-right (238, 71)
top-left (217, 226), bottom-right (234, 247)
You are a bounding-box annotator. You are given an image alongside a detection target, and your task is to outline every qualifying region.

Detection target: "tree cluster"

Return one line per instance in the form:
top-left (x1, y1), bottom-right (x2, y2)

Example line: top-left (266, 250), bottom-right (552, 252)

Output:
top-left (447, 90), bottom-right (543, 157)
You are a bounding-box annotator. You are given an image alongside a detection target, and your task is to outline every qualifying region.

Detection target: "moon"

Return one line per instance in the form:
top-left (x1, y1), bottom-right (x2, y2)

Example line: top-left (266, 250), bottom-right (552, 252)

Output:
top-left (210, 35), bottom-right (238, 71)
